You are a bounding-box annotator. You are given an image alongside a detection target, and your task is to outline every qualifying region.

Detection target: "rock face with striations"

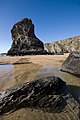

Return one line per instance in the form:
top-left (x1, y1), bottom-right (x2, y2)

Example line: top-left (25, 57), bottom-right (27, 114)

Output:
top-left (0, 76), bottom-right (67, 114)
top-left (7, 18), bottom-right (47, 55)
top-left (61, 51), bottom-right (80, 77)
top-left (44, 36), bottom-right (80, 54)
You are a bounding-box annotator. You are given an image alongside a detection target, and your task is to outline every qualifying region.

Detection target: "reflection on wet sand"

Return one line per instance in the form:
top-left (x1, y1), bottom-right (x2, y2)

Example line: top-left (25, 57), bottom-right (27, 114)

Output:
top-left (0, 65), bottom-right (14, 90)
top-left (35, 66), bottom-right (60, 79)
top-left (60, 71), bottom-right (80, 86)
top-left (0, 63), bottom-right (42, 90)
top-left (13, 63), bottom-right (42, 83)
top-left (60, 71), bottom-right (80, 103)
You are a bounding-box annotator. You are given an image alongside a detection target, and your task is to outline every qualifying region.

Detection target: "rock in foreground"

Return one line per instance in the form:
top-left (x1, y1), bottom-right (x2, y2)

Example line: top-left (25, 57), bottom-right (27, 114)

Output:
top-left (0, 76), bottom-right (67, 115)
top-left (7, 18), bottom-right (47, 55)
top-left (61, 51), bottom-right (80, 77)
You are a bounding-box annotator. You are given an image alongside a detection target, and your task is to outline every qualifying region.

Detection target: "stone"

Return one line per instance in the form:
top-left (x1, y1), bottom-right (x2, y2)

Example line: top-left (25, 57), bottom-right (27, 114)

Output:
top-left (61, 51), bottom-right (80, 77)
top-left (0, 76), bottom-right (67, 115)
top-left (7, 18), bottom-right (47, 55)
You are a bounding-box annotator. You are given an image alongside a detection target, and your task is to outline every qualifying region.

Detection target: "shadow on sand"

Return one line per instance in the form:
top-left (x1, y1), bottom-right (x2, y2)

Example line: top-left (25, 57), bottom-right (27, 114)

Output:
top-left (67, 85), bottom-right (80, 103)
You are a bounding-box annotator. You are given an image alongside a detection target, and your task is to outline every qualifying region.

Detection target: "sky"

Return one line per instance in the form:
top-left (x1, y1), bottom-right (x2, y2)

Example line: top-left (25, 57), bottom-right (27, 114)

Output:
top-left (0, 0), bottom-right (80, 53)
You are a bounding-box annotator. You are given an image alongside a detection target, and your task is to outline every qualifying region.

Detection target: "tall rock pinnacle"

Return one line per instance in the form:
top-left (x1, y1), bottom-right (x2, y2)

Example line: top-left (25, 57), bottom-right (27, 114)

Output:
top-left (7, 18), bottom-right (47, 55)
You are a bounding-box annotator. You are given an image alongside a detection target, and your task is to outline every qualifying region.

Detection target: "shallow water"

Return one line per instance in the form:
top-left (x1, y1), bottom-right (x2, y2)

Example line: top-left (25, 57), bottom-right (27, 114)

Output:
top-left (0, 65), bottom-right (60, 90)
top-left (0, 63), bottom-right (42, 90)
top-left (0, 64), bottom-right (14, 90)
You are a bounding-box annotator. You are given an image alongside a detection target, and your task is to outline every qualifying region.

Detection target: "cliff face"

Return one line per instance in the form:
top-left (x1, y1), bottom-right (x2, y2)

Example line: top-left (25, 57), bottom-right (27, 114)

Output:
top-left (44, 36), bottom-right (80, 54)
top-left (7, 18), bottom-right (47, 55)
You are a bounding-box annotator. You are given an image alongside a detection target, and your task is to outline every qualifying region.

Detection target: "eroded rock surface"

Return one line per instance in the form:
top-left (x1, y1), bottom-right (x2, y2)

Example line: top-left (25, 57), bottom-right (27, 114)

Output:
top-left (44, 42), bottom-right (64, 55)
top-left (0, 76), bottom-right (67, 115)
top-left (7, 18), bottom-right (47, 55)
top-left (44, 36), bottom-right (80, 54)
top-left (61, 51), bottom-right (80, 77)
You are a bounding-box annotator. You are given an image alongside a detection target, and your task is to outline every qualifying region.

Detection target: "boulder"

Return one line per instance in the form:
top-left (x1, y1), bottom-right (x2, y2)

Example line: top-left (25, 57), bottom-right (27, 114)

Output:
top-left (61, 51), bottom-right (80, 77)
top-left (7, 18), bottom-right (47, 55)
top-left (0, 76), bottom-right (67, 114)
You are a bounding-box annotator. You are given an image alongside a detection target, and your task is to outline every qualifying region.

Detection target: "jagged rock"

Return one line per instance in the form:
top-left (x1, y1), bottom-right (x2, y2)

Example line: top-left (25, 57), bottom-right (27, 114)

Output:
top-left (7, 18), bottom-right (47, 55)
top-left (44, 36), bottom-right (80, 54)
top-left (44, 42), bottom-right (64, 55)
top-left (0, 76), bottom-right (67, 115)
top-left (61, 51), bottom-right (80, 77)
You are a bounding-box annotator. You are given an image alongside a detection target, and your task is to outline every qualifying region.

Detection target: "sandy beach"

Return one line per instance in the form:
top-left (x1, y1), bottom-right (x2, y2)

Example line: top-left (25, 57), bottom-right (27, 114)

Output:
top-left (0, 53), bottom-right (69, 66)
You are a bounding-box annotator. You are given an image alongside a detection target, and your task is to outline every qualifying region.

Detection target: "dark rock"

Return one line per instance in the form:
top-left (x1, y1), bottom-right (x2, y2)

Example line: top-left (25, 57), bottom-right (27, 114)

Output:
top-left (0, 76), bottom-right (67, 114)
top-left (7, 18), bottom-right (47, 56)
top-left (61, 51), bottom-right (80, 77)
top-left (0, 53), bottom-right (6, 56)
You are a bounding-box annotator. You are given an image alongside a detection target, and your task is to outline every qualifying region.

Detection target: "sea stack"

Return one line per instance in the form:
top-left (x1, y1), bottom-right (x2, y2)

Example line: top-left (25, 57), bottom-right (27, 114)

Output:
top-left (7, 18), bottom-right (47, 55)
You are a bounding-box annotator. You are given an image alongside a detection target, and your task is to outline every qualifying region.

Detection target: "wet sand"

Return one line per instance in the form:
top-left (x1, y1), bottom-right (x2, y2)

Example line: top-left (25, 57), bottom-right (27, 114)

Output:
top-left (0, 103), bottom-right (79, 120)
top-left (0, 54), bottom-right (69, 90)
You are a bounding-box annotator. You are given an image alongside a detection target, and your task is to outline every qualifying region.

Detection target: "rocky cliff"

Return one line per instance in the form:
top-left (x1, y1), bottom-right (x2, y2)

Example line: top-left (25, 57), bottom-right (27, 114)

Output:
top-left (44, 36), bottom-right (80, 54)
top-left (7, 18), bottom-right (47, 55)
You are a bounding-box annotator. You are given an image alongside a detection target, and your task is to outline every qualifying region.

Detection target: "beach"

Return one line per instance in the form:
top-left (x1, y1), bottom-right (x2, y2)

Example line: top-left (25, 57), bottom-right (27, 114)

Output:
top-left (0, 53), bottom-right (69, 66)
top-left (0, 53), bottom-right (80, 120)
